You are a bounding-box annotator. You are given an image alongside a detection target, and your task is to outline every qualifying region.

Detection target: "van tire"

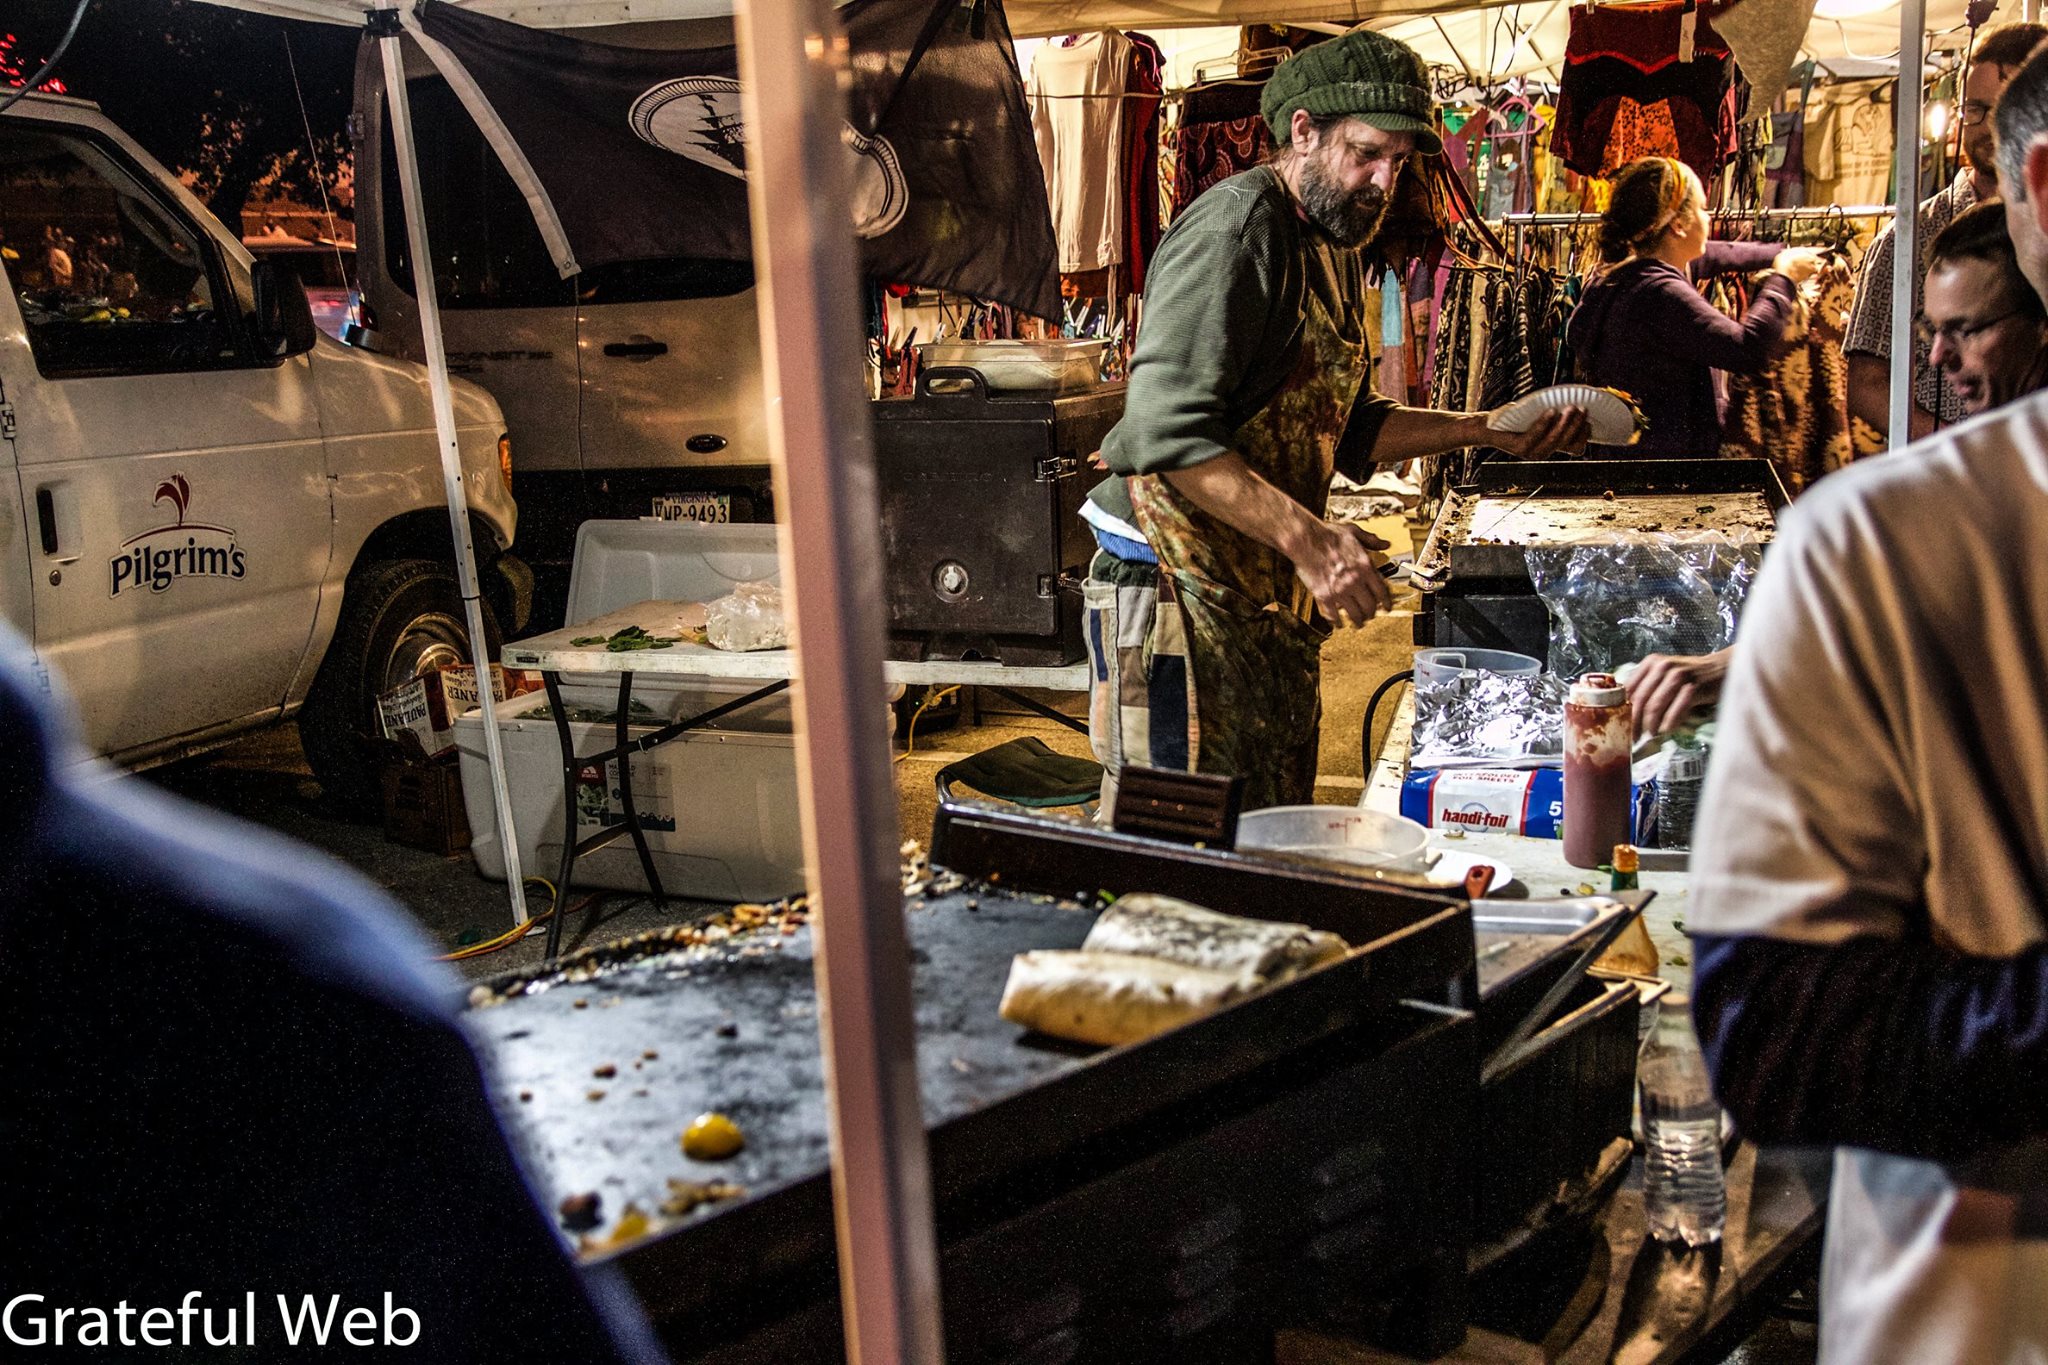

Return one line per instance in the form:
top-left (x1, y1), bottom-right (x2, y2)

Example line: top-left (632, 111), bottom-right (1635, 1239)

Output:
top-left (301, 557), bottom-right (501, 812)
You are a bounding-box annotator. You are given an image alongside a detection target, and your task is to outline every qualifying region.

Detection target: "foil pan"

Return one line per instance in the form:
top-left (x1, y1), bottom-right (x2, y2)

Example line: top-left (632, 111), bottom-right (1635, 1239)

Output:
top-left (1410, 670), bottom-right (1570, 770)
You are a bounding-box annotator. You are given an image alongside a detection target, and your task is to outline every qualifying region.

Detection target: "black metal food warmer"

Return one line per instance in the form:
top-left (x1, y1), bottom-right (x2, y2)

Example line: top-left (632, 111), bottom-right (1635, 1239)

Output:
top-left (870, 366), bottom-right (1125, 666)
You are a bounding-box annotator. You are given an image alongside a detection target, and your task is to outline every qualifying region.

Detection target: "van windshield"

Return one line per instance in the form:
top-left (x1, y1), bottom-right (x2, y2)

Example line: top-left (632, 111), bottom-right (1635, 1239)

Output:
top-left (384, 77), bottom-right (752, 310)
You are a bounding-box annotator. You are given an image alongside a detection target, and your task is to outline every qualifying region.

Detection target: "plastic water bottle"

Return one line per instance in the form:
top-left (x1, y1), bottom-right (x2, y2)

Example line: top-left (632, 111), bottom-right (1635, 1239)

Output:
top-left (1639, 995), bottom-right (1726, 1246)
top-left (1659, 739), bottom-right (1706, 849)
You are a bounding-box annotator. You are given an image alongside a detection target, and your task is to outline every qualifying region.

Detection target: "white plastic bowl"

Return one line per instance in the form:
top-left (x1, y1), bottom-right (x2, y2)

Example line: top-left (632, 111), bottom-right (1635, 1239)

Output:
top-left (1413, 647), bottom-right (1542, 688)
top-left (1235, 806), bottom-right (1433, 872)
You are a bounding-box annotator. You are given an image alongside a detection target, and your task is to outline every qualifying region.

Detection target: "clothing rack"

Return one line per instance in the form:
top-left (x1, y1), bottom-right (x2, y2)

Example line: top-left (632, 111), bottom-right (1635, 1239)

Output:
top-left (1496, 206), bottom-right (1897, 226)
top-left (1495, 205), bottom-right (1896, 271)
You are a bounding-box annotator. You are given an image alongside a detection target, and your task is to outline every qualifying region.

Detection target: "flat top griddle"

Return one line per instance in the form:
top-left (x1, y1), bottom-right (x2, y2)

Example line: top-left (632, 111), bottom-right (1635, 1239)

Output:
top-left (470, 880), bottom-right (1100, 1249)
top-left (470, 881), bottom-right (1620, 1255)
top-left (1447, 491), bottom-right (1777, 547)
top-left (1414, 459), bottom-right (1789, 587)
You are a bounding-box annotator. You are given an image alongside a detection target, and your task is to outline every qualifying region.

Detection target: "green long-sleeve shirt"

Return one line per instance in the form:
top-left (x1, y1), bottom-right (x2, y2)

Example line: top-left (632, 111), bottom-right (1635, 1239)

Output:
top-left (1088, 166), bottom-right (1397, 530)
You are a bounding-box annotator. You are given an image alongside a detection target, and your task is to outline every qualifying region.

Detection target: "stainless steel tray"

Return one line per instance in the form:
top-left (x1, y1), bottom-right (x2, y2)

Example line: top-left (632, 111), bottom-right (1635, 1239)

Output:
top-left (1472, 892), bottom-right (1648, 1081)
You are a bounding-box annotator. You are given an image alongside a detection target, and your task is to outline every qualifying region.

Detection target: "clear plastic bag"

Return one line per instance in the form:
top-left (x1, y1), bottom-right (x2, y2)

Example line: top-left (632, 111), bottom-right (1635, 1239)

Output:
top-left (704, 580), bottom-right (789, 652)
top-left (1524, 533), bottom-right (1762, 681)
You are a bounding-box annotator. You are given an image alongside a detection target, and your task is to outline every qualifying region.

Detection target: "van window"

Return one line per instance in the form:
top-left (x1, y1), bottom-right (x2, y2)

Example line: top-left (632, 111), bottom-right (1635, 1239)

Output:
top-left (0, 125), bottom-right (242, 379)
top-left (578, 255), bottom-right (752, 307)
top-left (382, 79), bottom-right (572, 310)
top-left (384, 77), bottom-right (754, 310)
top-left (254, 246), bottom-right (355, 291)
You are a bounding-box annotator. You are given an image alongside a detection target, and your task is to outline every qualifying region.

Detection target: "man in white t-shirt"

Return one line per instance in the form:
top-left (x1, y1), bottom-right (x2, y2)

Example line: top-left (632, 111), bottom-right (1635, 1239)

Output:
top-left (1687, 41), bottom-right (2048, 1363)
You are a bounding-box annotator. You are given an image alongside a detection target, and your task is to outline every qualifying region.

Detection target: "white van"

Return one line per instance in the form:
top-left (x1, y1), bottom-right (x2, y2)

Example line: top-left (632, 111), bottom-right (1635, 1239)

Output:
top-left (351, 34), bottom-right (771, 593)
top-left (0, 92), bottom-right (525, 806)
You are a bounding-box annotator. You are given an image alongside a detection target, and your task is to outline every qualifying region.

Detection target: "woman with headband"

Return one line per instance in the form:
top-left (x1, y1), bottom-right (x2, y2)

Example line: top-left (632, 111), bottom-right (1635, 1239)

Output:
top-left (1567, 157), bottom-right (1825, 457)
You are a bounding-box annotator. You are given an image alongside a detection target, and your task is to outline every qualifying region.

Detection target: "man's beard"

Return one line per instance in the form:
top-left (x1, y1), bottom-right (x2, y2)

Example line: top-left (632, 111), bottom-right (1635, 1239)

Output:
top-left (1298, 156), bottom-right (1390, 247)
top-left (1965, 131), bottom-right (1999, 190)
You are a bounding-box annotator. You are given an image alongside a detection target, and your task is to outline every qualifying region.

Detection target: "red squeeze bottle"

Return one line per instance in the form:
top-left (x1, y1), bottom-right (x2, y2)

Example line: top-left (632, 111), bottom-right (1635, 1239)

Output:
top-left (1564, 673), bottom-right (1633, 869)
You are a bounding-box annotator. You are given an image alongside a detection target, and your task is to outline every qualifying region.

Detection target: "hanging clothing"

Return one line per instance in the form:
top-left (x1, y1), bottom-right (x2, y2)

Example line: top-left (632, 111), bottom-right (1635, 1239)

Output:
top-left (1440, 110), bottom-right (1485, 206)
top-left (1801, 78), bottom-right (1893, 209)
top-left (1123, 33), bottom-right (1165, 294)
top-left (1764, 109), bottom-right (1807, 208)
top-left (1553, 1), bottom-right (1740, 181)
top-left (1423, 256), bottom-right (1497, 502)
top-left (1085, 167), bottom-right (1387, 811)
top-left (1481, 114), bottom-right (1540, 220)
top-left (1597, 96), bottom-right (1687, 175)
top-left (1029, 32), bottom-right (1132, 272)
top-left (1166, 81), bottom-right (1277, 222)
top-left (1568, 240), bottom-right (1795, 456)
top-left (1722, 258), bottom-right (1858, 494)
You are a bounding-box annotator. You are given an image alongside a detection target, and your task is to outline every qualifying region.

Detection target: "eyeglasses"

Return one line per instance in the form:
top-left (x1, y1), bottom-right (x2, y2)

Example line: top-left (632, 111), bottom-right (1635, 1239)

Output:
top-left (1915, 307), bottom-right (2027, 350)
top-left (1959, 100), bottom-right (1995, 128)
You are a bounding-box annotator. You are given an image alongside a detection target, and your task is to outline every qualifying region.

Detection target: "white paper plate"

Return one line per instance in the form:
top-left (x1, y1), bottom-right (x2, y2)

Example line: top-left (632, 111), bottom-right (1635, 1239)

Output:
top-left (1424, 849), bottom-right (1513, 894)
top-left (1487, 384), bottom-right (1645, 447)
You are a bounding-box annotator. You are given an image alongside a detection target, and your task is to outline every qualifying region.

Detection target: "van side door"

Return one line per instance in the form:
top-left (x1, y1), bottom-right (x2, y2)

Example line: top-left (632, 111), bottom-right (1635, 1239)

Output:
top-left (0, 363), bottom-right (37, 641)
top-left (574, 258), bottom-right (766, 524)
top-left (0, 113), bottom-right (333, 761)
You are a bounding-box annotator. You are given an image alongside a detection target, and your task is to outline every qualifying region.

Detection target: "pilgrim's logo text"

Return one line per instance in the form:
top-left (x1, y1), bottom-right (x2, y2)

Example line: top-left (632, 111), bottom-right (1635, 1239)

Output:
top-left (111, 474), bottom-right (246, 598)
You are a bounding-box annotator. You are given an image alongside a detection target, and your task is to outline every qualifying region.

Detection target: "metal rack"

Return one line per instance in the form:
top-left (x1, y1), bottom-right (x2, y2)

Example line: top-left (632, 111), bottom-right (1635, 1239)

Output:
top-left (1495, 206), bottom-right (1897, 227)
top-left (1494, 204), bottom-right (1897, 263)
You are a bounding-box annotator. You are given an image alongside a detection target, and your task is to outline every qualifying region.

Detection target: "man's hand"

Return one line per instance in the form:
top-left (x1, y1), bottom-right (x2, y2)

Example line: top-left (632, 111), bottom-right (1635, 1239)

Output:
top-left (1487, 406), bottom-right (1591, 460)
top-left (1626, 648), bottom-right (1733, 739)
top-left (1292, 521), bottom-right (1392, 628)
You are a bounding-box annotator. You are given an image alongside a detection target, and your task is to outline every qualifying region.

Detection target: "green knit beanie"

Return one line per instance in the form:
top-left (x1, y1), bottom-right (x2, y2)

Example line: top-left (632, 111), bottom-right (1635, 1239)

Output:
top-left (1260, 29), bottom-right (1442, 157)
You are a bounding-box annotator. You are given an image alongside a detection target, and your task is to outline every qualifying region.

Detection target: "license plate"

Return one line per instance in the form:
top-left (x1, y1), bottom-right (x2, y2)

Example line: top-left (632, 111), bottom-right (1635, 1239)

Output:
top-left (650, 493), bottom-right (731, 524)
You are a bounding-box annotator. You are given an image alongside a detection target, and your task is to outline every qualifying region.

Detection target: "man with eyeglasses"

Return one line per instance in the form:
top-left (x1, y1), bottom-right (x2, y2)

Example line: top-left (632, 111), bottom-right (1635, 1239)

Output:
top-left (1843, 21), bottom-right (2048, 444)
top-left (1921, 201), bottom-right (2048, 416)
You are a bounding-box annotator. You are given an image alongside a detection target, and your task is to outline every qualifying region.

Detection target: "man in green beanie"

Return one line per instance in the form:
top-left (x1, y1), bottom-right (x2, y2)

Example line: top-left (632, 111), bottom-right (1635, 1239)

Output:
top-left (1082, 26), bottom-right (1585, 813)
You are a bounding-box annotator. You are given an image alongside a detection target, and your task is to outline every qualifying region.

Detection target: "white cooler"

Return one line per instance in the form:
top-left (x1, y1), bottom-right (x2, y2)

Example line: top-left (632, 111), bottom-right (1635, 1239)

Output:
top-left (454, 519), bottom-right (808, 903)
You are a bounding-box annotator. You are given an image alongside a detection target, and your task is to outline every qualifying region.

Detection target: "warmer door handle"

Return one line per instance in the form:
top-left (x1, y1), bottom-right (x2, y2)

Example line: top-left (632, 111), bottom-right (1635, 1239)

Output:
top-left (603, 339), bottom-right (669, 359)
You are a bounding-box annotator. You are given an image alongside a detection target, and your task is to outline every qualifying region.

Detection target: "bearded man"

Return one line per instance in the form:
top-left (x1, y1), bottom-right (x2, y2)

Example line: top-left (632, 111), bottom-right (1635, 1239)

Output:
top-left (1082, 28), bottom-right (1585, 812)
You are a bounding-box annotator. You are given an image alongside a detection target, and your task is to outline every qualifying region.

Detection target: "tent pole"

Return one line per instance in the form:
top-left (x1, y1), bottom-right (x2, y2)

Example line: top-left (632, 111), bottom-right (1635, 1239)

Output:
top-left (375, 9), bottom-right (531, 929)
top-left (1889, 0), bottom-right (1927, 451)
top-left (731, 0), bottom-right (943, 1362)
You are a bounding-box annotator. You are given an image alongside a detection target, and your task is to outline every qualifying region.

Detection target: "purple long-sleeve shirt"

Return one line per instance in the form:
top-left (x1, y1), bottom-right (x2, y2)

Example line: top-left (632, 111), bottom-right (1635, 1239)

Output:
top-left (1567, 240), bottom-right (1796, 457)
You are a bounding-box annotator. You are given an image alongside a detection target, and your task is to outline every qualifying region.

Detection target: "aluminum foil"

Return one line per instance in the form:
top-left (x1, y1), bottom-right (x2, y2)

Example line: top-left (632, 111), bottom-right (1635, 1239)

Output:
top-left (1410, 670), bottom-right (1571, 771)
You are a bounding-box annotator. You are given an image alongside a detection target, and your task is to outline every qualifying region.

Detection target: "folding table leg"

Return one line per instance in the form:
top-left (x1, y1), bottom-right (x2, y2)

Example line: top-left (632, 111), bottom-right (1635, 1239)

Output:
top-left (614, 672), bottom-right (668, 906)
top-left (543, 670), bottom-right (578, 962)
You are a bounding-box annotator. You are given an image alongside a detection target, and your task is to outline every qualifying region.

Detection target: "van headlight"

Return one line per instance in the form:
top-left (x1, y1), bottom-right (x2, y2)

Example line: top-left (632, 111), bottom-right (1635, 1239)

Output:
top-left (497, 434), bottom-right (514, 492)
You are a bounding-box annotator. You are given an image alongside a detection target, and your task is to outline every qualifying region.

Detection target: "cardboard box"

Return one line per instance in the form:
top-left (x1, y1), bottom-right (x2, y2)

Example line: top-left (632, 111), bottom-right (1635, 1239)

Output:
top-left (1400, 767), bottom-right (1657, 844)
top-left (382, 759), bottom-right (472, 856)
top-left (377, 664), bottom-right (540, 760)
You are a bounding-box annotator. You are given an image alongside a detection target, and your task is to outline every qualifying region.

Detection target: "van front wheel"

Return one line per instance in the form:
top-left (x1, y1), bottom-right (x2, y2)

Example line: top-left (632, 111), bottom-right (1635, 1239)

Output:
top-left (300, 557), bottom-right (501, 812)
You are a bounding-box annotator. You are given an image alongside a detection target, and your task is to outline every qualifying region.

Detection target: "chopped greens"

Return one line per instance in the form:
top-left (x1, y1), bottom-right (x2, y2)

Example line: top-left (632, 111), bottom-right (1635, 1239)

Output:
top-left (571, 625), bottom-right (683, 653)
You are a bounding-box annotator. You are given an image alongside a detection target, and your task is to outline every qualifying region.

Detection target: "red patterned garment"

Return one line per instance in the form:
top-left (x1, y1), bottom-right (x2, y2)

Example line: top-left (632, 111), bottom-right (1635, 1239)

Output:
top-left (1553, 0), bottom-right (1741, 180)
